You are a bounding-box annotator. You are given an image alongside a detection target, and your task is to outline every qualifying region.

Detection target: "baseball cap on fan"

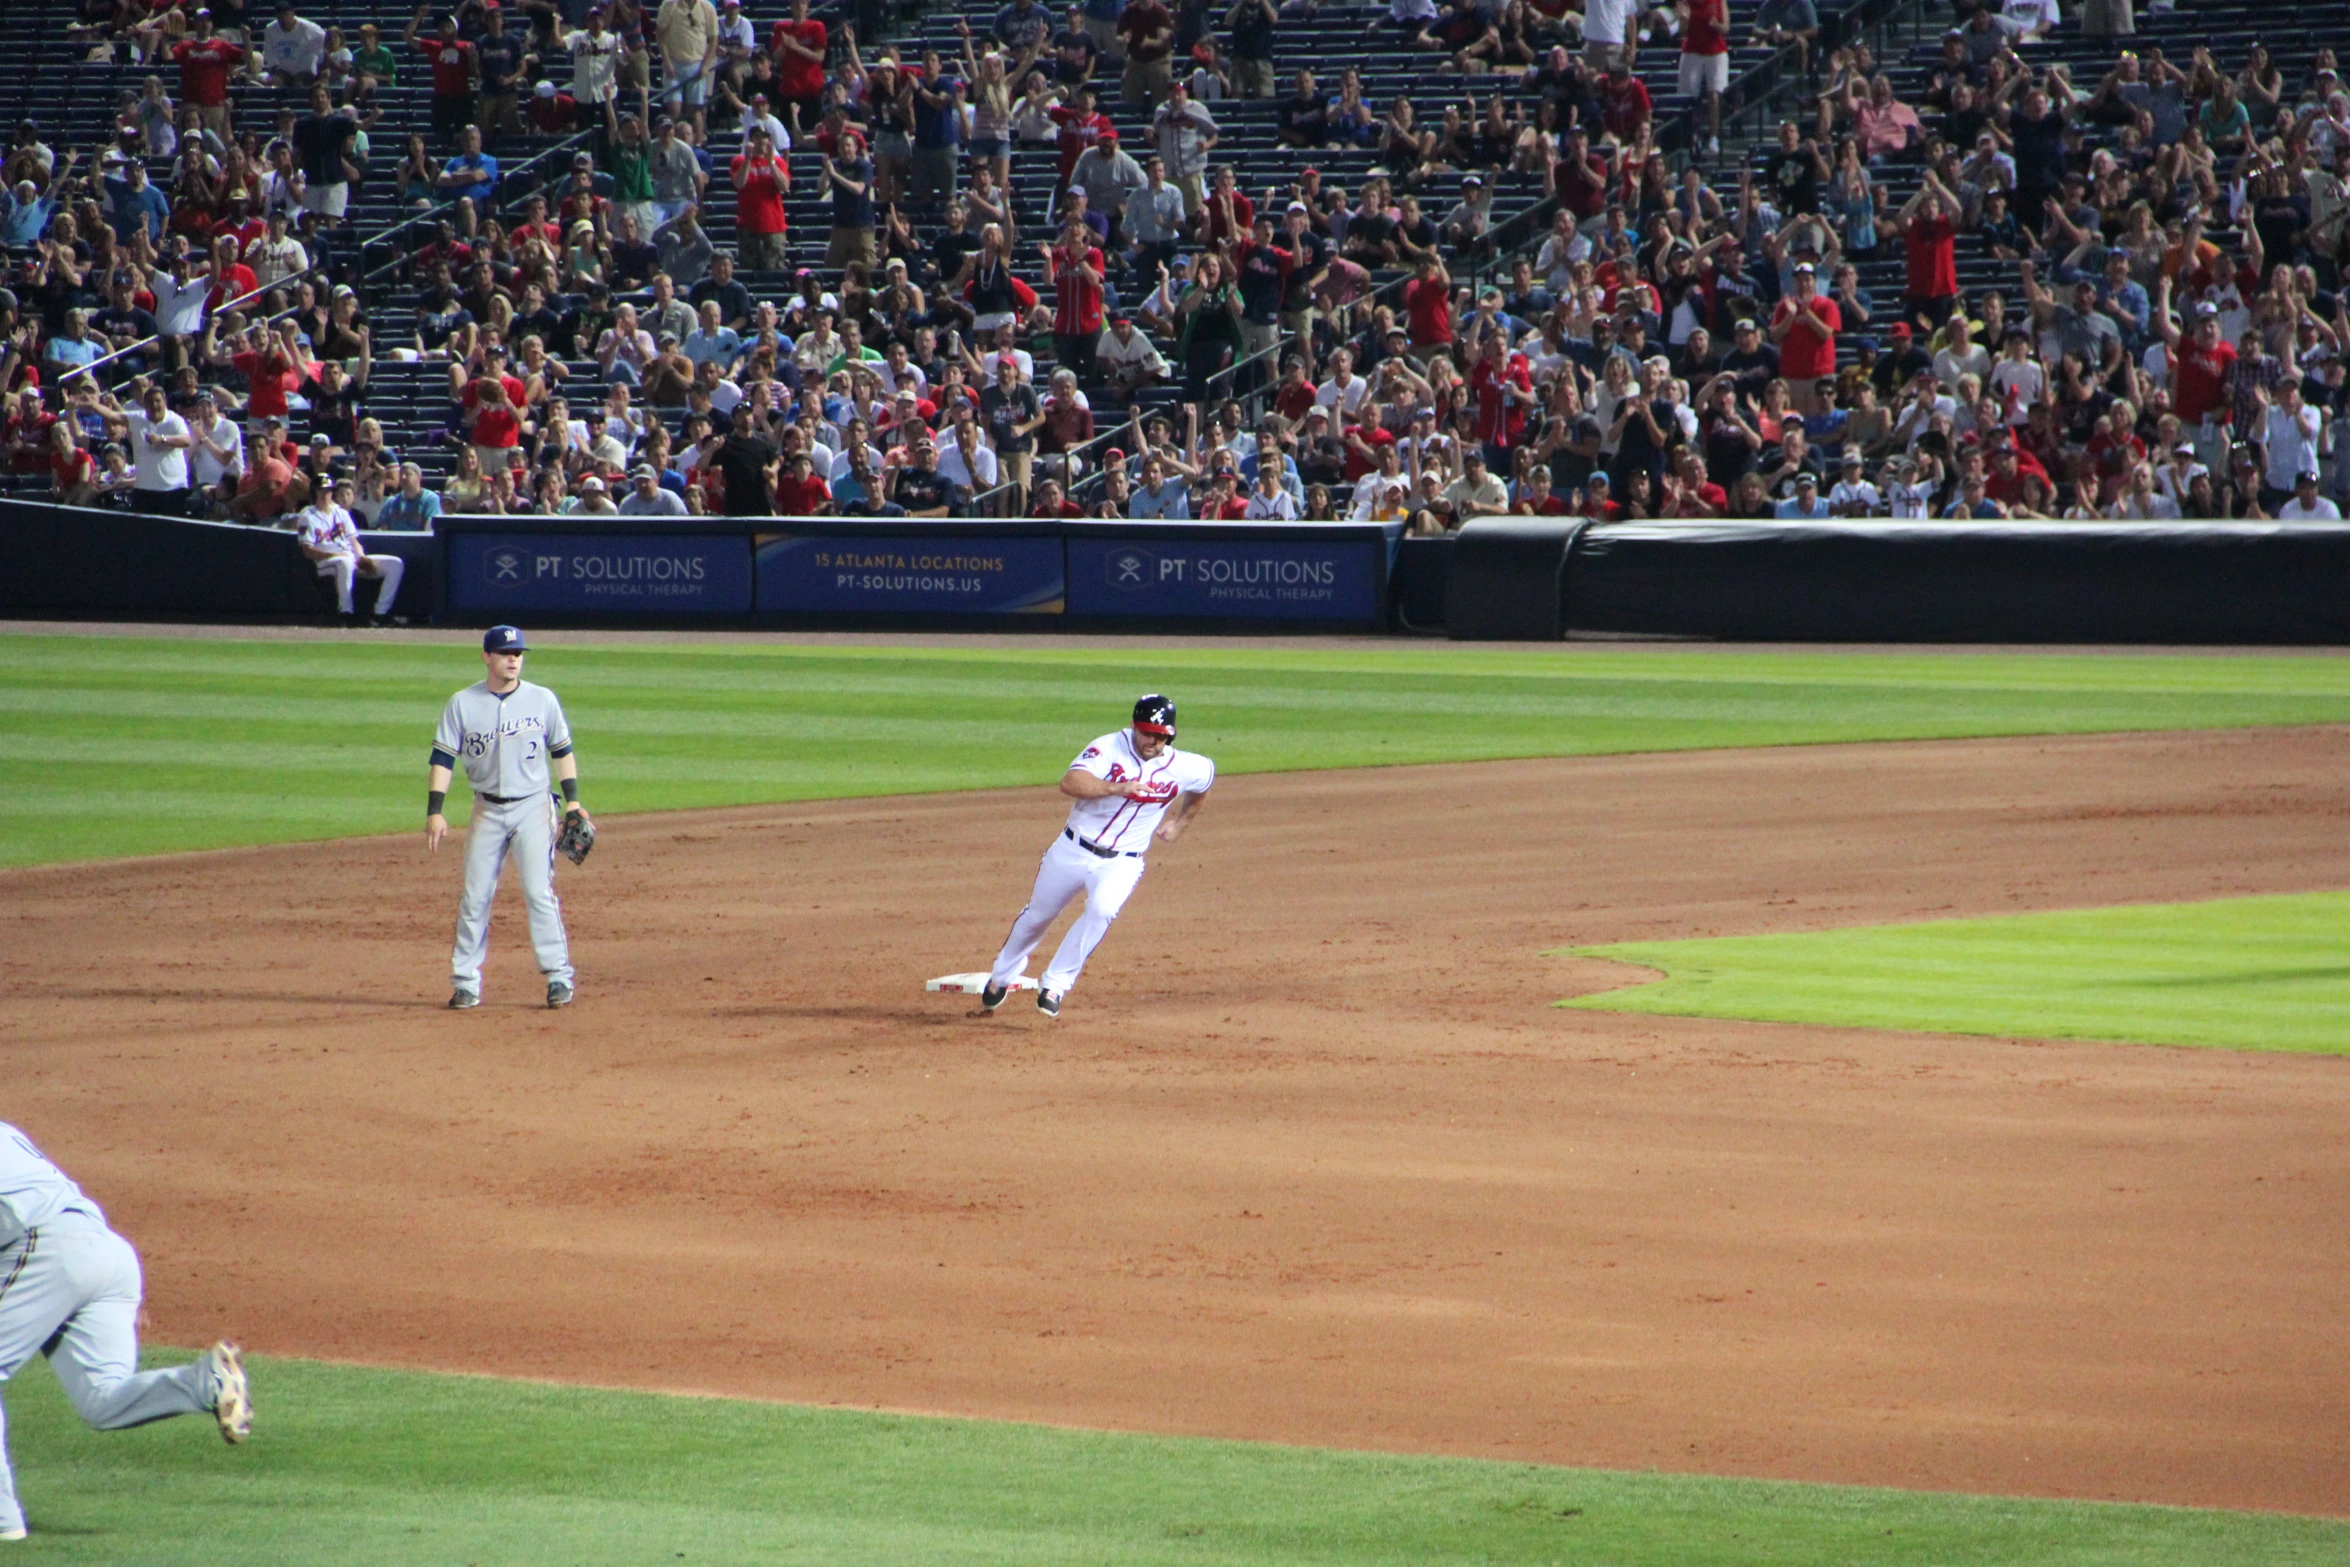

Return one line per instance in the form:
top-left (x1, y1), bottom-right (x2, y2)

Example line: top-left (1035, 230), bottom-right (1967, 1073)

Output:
top-left (483, 625), bottom-right (530, 653)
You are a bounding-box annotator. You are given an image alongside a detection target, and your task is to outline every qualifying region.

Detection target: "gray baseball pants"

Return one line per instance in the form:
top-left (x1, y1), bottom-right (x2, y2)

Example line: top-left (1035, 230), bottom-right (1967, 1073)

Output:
top-left (452, 795), bottom-right (574, 992)
top-left (0, 1220), bottom-right (215, 1535)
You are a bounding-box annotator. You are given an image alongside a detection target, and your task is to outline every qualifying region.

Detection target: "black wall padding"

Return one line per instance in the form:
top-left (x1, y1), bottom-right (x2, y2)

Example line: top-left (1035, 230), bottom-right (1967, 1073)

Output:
top-left (1390, 536), bottom-right (1453, 632)
top-left (0, 498), bottom-right (306, 614)
top-left (1444, 515), bottom-right (1586, 640)
top-left (1566, 519), bottom-right (2350, 644)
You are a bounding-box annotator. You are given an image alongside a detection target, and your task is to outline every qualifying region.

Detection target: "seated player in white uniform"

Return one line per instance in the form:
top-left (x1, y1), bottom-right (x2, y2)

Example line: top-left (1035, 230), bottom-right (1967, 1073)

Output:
top-left (296, 478), bottom-right (405, 625)
top-left (983, 694), bottom-right (1215, 1016)
top-left (0, 1122), bottom-right (251, 1543)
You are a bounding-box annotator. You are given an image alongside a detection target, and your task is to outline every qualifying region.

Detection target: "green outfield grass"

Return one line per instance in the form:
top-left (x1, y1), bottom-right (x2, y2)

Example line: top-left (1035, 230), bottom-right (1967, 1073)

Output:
top-left (1564, 891), bottom-right (2350, 1053)
top-left (4, 1351), bottom-right (2340, 1566)
top-left (5, 635), bottom-right (2350, 866)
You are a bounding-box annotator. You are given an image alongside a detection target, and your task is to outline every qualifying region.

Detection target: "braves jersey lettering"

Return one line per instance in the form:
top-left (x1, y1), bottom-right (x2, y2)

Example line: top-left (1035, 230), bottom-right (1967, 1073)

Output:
top-left (434, 680), bottom-right (572, 798)
top-left (1063, 729), bottom-right (1215, 852)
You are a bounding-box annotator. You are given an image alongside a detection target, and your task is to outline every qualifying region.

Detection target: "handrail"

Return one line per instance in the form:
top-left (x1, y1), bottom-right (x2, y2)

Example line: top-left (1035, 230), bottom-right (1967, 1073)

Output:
top-left (67, 127), bottom-right (601, 392)
top-left (966, 0), bottom-right (1904, 521)
top-left (971, 193), bottom-right (1557, 516)
top-left (356, 126), bottom-right (602, 287)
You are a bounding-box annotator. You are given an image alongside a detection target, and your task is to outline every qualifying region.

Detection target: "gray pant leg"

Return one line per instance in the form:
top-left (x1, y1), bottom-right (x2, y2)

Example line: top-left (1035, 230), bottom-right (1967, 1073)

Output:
top-left (0, 1227), bottom-right (208, 1534)
top-left (450, 801), bottom-right (515, 989)
top-left (43, 1230), bottom-right (208, 1429)
top-left (510, 799), bottom-right (574, 985)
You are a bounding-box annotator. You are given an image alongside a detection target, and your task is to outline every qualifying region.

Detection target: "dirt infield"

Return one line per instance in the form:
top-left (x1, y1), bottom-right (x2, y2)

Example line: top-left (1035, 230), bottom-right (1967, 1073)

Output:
top-left (4, 727), bottom-right (2347, 1516)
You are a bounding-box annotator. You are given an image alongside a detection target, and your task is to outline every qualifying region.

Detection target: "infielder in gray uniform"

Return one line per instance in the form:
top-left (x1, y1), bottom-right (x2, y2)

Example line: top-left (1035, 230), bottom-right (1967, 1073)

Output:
top-left (0, 1122), bottom-right (251, 1542)
top-left (427, 625), bottom-right (588, 1009)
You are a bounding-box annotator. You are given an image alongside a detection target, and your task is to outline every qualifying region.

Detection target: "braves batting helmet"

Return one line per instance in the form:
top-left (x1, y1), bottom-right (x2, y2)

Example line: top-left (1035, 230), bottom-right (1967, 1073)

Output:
top-left (1133, 694), bottom-right (1177, 736)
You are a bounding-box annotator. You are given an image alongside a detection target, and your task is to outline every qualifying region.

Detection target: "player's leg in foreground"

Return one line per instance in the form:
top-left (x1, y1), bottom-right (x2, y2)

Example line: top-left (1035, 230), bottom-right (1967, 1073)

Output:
top-left (986, 837), bottom-right (1099, 1009)
top-left (514, 799), bottom-right (575, 1005)
top-left (0, 1226), bottom-right (250, 1540)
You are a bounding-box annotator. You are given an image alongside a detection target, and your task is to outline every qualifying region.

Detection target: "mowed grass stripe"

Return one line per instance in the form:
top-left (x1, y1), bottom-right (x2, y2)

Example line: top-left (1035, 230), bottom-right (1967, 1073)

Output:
top-left (7, 635), bottom-right (2350, 866)
top-left (5, 1351), bottom-right (2340, 1566)
top-left (1564, 891), bottom-right (2350, 1053)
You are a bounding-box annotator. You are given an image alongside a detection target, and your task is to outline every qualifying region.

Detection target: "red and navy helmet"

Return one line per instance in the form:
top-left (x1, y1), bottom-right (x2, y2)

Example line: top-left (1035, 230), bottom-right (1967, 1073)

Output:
top-left (1133, 694), bottom-right (1177, 737)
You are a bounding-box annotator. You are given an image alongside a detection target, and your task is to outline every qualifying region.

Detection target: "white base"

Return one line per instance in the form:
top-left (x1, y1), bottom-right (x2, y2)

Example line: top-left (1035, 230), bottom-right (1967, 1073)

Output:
top-left (926, 971), bottom-right (1040, 995)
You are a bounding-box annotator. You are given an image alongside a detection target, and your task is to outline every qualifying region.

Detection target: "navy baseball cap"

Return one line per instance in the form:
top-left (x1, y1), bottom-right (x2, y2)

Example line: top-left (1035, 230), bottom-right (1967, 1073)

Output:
top-left (483, 625), bottom-right (529, 653)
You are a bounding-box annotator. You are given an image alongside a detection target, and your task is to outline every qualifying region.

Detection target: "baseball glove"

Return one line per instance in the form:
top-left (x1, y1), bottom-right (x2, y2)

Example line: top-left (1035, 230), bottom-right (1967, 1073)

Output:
top-left (556, 806), bottom-right (596, 865)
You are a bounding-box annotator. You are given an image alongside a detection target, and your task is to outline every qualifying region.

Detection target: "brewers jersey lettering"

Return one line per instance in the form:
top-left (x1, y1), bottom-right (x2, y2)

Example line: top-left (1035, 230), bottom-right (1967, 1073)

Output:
top-left (434, 681), bottom-right (573, 800)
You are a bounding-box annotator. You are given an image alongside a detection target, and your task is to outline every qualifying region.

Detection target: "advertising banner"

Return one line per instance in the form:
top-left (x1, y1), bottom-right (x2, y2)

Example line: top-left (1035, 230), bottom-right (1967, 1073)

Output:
top-left (755, 533), bottom-right (1064, 613)
top-left (1065, 534), bottom-right (1383, 621)
top-left (445, 532), bottom-right (753, 614)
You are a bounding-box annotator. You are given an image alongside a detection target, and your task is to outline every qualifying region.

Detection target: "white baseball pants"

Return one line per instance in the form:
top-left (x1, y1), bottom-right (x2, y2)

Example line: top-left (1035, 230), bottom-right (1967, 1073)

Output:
top-left (316, 552), bottom-right (404, 616)
top-left (0, 1220), bottom-right (215, 1536)
top-left (989, 832), bottom-right (1148, 997)
top-left (450, 795), bottom-right (574, 992)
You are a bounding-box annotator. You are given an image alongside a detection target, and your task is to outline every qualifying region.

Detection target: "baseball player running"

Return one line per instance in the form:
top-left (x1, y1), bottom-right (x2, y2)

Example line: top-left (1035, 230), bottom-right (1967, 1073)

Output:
top-left (426, 626), bottom-right (589, 1010)
top-left (983, 695), bottom-right (1214, 1016)
top-left (0, 1121), bottom-right (251, 1543)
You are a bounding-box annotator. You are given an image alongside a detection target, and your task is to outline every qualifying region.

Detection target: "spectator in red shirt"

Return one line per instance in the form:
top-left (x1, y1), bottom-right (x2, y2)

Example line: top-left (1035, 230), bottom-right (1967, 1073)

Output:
top-left (467, 374), bottom-right (525, 475)
top-left (1200, 164), bottom-right (1254, 247)
top-left (1402, 254), bottom-right (1454, 361)
top-left (205, 233), bottom-right (258, 313)
top-left (2158, 284), bottom-right (2237, 469)
top-left (1679, 0), bottom-right (1730, 154)
top-left (1666, 448), bottom-right (1729, 516)
top-left (1550, 126), bottom-right (1609, 220)
top-left (772, 448), bottom-right (832, 513)
top-left (1049, 85), bottom-right (1112, 188)
top-left (405, 7), bottom-right (480, 146)
top-left (1027, 475), bottom-right (1084, 517)
top-left (207, 319), bottom-right (307, 421)
top-left (1466, 331), bottom-right (1534, 468)
top-left (731, 126), bottom-right (791, 270)
top-left (1117, 0), bottom-right (1176, 107)
top-left (170, 14), bottom-right (246, 143)
top-left (1514, 466), bottom-right (1573, 515)
top-left (1598, 58), bottom-right (1651, 140)
top-left (1043, 225), bottom-right (1105, 380)
top-left (1898, 170), bottom-right (1961, 333)
top-left (528, 80), bottom-right (580, 134)
top-left (771, 0), bottom-right (829, 130)
top-left (1769, 263), bottom-right (1840, 413)
top-left (1036, 366), bottom-right (1096, 455)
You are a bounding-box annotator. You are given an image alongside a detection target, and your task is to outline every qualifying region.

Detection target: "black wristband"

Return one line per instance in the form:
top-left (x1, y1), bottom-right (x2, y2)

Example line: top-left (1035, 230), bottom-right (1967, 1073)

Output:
top-left (559, 777), bottom-right (578, 805)
top-left (428, 790), bottom-right (446, 818)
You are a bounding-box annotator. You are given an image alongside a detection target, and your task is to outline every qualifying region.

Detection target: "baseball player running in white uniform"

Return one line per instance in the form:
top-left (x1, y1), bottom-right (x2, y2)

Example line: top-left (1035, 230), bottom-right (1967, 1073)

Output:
top-left (0, 1122), bottom-right (251, 1543)
top-left (984, 695), bottom-right (1214, 1016)
top-left (426, 626), bottom-right (587, 1009)
top-left (296, 479), bottom-right (404, 626)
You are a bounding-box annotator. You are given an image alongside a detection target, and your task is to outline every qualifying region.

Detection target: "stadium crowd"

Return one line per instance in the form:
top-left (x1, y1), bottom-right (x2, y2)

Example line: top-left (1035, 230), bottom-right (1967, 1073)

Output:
top-left (1, 0), bottom-right (2346, 539)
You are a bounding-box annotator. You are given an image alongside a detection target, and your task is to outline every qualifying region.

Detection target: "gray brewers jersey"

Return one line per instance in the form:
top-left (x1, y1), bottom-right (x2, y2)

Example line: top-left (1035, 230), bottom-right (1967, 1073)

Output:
top-left (433, 680), bottom-right (574, 798)
top-left (0, 1122), bottom-right (105, 1248)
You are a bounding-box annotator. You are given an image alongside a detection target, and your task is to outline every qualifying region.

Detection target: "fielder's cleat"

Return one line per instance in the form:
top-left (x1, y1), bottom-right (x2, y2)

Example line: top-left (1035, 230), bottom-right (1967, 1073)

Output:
top-left (979, 981), bottom-right (1010, 1011)
top-left (547, 981), bottom-right (574, 1009)
top-left (209, 1341), bottom-right (251, 1444)
top-left (448, 988), bottom-right (481, 1009)
top-left (1035, 989), bottom-right (1062, 1017)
